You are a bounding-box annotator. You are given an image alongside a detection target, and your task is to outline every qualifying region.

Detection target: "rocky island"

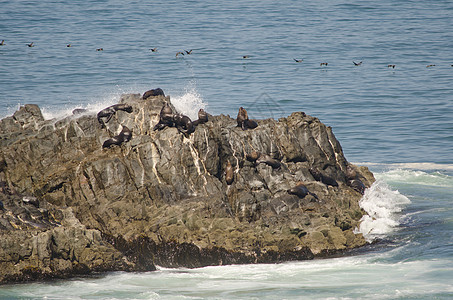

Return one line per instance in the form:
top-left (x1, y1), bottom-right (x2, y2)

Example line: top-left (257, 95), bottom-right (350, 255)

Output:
top-left (0, 93), bottom-right (374, 283)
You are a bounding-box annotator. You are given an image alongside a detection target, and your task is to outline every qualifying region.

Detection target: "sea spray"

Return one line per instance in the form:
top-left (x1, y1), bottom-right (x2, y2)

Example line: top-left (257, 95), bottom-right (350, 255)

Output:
top-left (354, 180), bottom-right (411, 242)
top-left (171, 86), bottom-right (207, 121)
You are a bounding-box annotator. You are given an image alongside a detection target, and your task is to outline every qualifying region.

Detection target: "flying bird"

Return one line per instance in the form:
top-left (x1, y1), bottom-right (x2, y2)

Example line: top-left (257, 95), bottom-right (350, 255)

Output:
top-left (353, 61), bottom-right (362, 66)
top-left (27, 42), bottom-right (34, 47)
top-left (293, 58), bottom-right (303, 63)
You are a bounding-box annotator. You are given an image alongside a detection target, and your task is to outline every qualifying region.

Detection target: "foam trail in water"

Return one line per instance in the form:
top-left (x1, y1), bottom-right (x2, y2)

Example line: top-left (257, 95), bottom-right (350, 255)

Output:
top-left (355, 162), bottom-right (453, 171)
top-left (355, 180), bottom-right (411, 242)
top-left (171, 85), bottom-right (207, 121)
top-left (376, 169), bottom-right (453, 188)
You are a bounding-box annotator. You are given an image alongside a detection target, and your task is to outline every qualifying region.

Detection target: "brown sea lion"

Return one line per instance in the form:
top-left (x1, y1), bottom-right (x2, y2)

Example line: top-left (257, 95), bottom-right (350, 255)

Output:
top-left (244, 119), bottom-right (258, 129)
top-left (287, 181), bottom-right (318, 200)
top-left (193, 109), bottom-right (208, 126)
top-left (256, 153), bottom-right (281, 169)
top-left (345, 164), bottom-right (357, 180)
top-left (173, 113), bottom-right (195, 135)
top-left (102, 126), bottom-right (132, 148)
top-left (225, 161), bottom-right (234, 185)
top-left (97, 104), bottom-right (133, 127)
top-left (246, 151), bottom-right (260, 162)
top-left (347, 179), bottom-right (366, 195)
top-left (309, 168), bottom-right (338, 187)
top-left (236, 107), bottom-right (258, 130)
top-left (143, 88), bottom-right (165, 99)
top-left (153, 103), bottom-right (175, 130)
top-left (72, 108), bottom-right (87, 115)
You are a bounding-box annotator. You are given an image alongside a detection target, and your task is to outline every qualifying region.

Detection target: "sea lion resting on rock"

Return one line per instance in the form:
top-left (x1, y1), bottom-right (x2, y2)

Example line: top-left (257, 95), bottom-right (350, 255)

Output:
top-left (237, 107), bottom-right (258, 130)
top-left (287, 181), bottom-right (318, 200)
top-left (153, 103), bottom-right (196, 135)
top-left (72, 108), bottom-right (87, 115)
top-left (192, 109), bottom-right (208, 126)
top-left (143, 88), bottom-right (165, 100)
top-left (97, 104), bottom-right (133, 127)
top-left (246, 151), bottom-right (281, 169)
top-left (347, 179), bottom-right (366, 195)
top-left (225, 161), bottom-right (234, 185)
top-left (102, 126), bottom-right (132, 148)
top-left (174, 113), bottom-right (195, 135)
top-left (309, 167), bottom-right (338, 187)
top-left (345, 164), bottom-right (366, 194)
top-left (153, 103), bottom-right (175, 130)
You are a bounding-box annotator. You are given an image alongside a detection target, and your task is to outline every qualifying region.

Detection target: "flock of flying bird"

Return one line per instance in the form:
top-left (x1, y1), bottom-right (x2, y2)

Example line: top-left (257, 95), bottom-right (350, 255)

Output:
top-left (1, 39), bottom-right (451, 68)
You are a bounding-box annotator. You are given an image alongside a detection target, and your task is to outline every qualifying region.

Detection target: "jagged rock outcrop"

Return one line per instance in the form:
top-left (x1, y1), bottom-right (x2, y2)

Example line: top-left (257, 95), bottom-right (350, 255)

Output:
top-left (0, 94), bottom-right (374, 283)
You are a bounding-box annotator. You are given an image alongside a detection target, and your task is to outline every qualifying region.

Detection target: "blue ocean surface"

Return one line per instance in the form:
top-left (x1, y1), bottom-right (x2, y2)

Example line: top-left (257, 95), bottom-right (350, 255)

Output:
top-left (1, 0), bottom-right (453, 299)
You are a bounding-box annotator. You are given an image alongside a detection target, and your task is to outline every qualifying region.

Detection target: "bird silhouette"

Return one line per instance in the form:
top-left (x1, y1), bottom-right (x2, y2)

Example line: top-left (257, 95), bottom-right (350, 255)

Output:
top-left (27, 42), bottom-right (34, 47)
top-left (185, 49), bottom-right (192, 54)
top-left (0, 40), bottom-right (5, 46)
top-left (150, 47), bottom-right (157, 52)
top-left (353, 61), bottom-right (362, 66)
top-left (294, 58), bottom-right (303, 63)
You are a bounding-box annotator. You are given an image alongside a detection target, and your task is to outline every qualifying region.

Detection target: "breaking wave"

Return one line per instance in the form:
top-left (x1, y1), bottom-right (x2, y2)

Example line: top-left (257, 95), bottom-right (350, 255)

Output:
top-left (354, 180), bottom-right (411, 243)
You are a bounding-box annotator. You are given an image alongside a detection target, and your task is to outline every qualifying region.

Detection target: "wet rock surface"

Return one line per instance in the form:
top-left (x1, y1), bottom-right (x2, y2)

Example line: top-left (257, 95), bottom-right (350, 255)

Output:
top-left (0, 93), bottom-right (374, 283)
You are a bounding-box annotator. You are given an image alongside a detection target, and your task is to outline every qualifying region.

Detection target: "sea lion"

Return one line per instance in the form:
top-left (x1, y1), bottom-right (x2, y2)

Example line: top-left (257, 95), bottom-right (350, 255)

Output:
top-left (309, 168), bottom-right (338, 187)
top-left (153, 103), bottom-right (175, 130)
top-left (143, 88), bottom-right (165, 99)
top-left (225, 161), bottom-right (234, 185)
top-left (236, 107), bottom-right (258, 130)
top-left (173, 113), bottom-right (195, 135)
top-left (102, 126), bottom-right (132, 148)
top-left (193, 109), bottom-right (208, 126)
top-left (97, 104), bottom-right (133, 127)
top-left (345, 164), bottom-right (357, 180)
top-left (287, 182), bottom-right (318, 200)
top-left (347, 179), bottom-right (366, 195)
top-left (256, 153), bottom-right (281, 169)
top-left (244, 119), bottom-right (258, 129)
top-left (72, 108), bottom-right (87, 115)
top-left (246, 151), bottom-right (260, 162)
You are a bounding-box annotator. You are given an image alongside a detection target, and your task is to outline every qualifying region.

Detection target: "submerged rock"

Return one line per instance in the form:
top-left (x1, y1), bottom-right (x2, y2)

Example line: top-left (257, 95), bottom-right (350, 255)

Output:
top-left (0, 94), bottom-right (374, 283)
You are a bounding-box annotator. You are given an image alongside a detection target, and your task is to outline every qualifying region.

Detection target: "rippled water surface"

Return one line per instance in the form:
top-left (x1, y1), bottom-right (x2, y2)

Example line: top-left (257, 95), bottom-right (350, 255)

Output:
top-left (1, 0), bottom-right (453, 298)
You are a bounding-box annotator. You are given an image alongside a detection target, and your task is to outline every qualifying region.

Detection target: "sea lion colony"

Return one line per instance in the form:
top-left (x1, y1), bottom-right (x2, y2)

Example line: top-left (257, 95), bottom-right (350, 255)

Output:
top-left (95, 88), bottom-right (367, 200)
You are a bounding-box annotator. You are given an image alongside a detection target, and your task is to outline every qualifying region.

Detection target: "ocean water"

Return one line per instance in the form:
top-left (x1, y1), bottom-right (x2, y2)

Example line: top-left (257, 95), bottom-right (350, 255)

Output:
top-left (1, 0), bottom-right (453, 299)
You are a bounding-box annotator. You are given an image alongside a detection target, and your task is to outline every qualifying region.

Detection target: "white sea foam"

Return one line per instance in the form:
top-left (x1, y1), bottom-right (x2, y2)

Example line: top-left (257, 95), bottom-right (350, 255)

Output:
top-left (354, 180), bottom-right (411, 242)
top-left (375, 168), bottom-right (453, 188)
top-left (171, 85), bottom-right (207, 121)
top-left (354, 162), bottom-right (453, 171)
